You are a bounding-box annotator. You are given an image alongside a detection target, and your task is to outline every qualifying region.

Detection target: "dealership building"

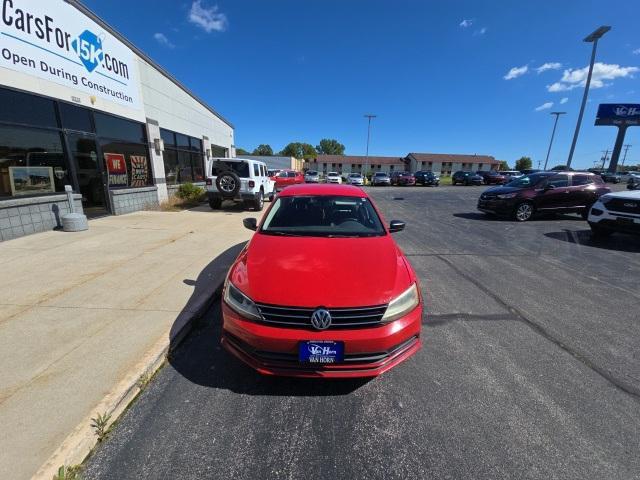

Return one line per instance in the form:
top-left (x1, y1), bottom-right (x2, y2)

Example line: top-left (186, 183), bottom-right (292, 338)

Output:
top-left (307, 153), bottom-right (500, 176)
top-left (0, 0), bottom-right (234, 241)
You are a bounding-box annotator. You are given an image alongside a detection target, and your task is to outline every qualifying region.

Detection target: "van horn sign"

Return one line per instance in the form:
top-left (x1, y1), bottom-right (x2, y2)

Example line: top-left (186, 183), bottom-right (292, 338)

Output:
top-left (0, 0), bottom-right (140, 109)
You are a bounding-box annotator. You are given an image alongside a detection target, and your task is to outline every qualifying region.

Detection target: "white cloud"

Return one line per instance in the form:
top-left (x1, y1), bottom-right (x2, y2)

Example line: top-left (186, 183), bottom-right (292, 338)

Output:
top-left (474, 27), bottom-right (487, 36)
top-left (536, 62), bottom-right (562, 74)
top-left (560, 97), bottom-right (568, 104)
top-left (633, 48), bottom-right (640, 55)
top-left (546, 62), bottom-right (639, 92)
top-left (504, 65), bottom-right (528, 80)
top-left (459, 19), bottom-right (473, 28)
top-left (153, 33), bottom-right (174, 48)
top-left (535, 102), bottom-right (553, 112)
top-left (188, 0), bottom-right (228, 33)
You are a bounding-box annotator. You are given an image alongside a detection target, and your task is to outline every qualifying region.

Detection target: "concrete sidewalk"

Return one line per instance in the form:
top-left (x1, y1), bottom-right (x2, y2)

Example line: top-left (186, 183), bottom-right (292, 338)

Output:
top-left (0, 206), bottom-right (258, 479)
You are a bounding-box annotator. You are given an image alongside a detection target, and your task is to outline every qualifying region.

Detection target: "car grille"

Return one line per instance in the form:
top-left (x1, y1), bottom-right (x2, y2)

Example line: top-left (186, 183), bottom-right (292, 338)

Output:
top-left (606, 198), bottom-right (640, 214)
top-left (255, 303), bottom-right (388, 329)
top-left (480, 193), bottom-right (496, 200)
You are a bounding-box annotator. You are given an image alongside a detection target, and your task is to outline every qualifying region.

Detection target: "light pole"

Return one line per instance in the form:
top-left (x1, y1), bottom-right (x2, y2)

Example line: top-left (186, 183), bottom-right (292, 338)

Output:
top-left (566, 25), bottom-right (611, 169)
top-left (364, 114), bottom-right (376, 182)
top-left (544, 111), bottom-right (566, 170)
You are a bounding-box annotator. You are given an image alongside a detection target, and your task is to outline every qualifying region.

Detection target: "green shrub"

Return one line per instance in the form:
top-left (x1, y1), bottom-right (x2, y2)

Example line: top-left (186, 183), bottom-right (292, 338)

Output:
top-left (176, 183), bottom-right (205, 204)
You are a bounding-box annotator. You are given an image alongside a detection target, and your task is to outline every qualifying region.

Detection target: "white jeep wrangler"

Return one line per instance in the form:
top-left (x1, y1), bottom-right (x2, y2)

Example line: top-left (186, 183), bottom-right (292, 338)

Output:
top-left (206, 158), bottom-right (276, 211)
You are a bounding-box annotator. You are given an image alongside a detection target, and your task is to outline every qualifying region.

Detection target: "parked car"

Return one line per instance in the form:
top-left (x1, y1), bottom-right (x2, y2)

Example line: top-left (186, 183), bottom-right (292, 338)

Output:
top-left (267, 169), bottom-right (281, 178)
top-left (390, 171), bottom-right (416, 186)
top-left (452, 171), bottom-right (483, 186)
top-left (477, 171), bottom-right (610, 221)
top-left (618, 171), bottom-right (640, 183)
top-left (304, 170), bottom-right (320, 183)
top-left (226, 184), bottom-right (423, 377)
top-left (326, 171), bottom-right (342, 184)
top-left (588, 190), bottom-right (640, 237)
top-left (347, 173), bottom-right (364, 185)
top-left (500, 170), bottom-right (523, 182)
top-left (414, 171), bottom-right (440, 186)
top-left (477, 170), bottom-right (507, 185)
top-left (372, 172), bottom-right (391, 186)
top-left (206, 157), bottom-right (275, 211)
top-left (272, 169), bottom-right (304, 191)
top-left (521, 169), bottom-right (541, 175)
top-left (628, 175), bottom-right (640, 190)
top-left (601, 172), bottom-right (622, 184)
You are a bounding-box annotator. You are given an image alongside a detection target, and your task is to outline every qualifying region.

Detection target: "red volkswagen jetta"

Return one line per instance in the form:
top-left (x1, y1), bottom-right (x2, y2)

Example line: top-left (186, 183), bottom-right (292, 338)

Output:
top-left (221, 184), bottom-right (423, 378)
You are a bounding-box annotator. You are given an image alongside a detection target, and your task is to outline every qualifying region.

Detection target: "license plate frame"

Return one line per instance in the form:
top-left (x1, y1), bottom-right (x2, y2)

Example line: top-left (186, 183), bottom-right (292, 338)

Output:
top-left (298, 340), bottom-right (344, 364)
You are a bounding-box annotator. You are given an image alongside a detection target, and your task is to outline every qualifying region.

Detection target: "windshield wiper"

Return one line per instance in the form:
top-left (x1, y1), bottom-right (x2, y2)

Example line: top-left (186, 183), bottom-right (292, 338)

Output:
top-left (261, 230), bottom-right (302, 236)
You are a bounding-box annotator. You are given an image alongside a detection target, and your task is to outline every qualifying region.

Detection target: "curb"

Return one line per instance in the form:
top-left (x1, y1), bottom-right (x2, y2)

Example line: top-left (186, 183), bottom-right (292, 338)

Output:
top-left (32, 281), bottom-right (224, 480)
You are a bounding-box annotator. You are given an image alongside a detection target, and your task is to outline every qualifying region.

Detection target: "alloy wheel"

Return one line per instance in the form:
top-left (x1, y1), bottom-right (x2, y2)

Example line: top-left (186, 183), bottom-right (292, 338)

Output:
top-left (515, 203), bottom-right (533, 221)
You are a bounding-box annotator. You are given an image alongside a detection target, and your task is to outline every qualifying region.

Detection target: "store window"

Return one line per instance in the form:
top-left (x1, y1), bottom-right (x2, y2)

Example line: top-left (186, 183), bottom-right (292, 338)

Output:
top-left (0, 125), bottom-right (71, 197)
top-left (59, 103), bottom-right (94, 133)
top-left (94, 113), bottom-right (146, 144)
top-left (99, 140), bottom-right (152, 188)
top-left (0, 88), bottom-right (58, 128)
top-left (210, 144), bottom-right (227, 158)
top-left (160, 129), bottom-right (205, 184)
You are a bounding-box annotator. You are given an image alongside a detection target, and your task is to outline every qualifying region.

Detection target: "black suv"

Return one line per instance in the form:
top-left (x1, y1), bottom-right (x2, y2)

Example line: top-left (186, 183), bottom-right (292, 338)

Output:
top-left (414, 171), bottom-right (440, 186)
top-left (452, 171), bottom-right (483, 186)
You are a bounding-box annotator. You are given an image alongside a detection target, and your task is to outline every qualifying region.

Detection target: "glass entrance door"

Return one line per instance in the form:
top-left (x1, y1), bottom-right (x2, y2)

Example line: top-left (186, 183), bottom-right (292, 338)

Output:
top-left (66, 132), bottom-right (109, 217)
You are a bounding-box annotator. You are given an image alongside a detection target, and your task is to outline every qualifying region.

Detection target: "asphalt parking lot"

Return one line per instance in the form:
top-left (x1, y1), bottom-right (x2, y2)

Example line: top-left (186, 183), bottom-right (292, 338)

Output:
top-left (84, 185), bottom-right (640, 480)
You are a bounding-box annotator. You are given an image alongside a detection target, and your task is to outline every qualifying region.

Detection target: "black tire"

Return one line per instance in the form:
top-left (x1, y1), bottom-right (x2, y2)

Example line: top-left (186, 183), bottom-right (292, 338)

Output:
top-left (253, 191), bottom-right (264, 211)
top-left (590, 224), bottom-right (613, 238)
top-left (215, 171), bottom-right (241, 199)
top-left (209, 197), bottom-right (222, 210)
top-left (268, 189), bottom-right (276, 202)
top-left (514, 201), bottom-right (534, 222)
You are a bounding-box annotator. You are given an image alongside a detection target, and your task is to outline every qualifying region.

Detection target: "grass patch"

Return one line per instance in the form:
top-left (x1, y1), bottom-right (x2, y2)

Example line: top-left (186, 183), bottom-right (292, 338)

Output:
top-left (438, 176), bottom-right (452, 185)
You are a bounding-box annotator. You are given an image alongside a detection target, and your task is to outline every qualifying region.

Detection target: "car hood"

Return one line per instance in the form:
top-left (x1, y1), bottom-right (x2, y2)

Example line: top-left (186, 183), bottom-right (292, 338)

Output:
top-left (229, 234), bottom-right (412, 307)
top-left (602, 191), bottom-right (640, 200)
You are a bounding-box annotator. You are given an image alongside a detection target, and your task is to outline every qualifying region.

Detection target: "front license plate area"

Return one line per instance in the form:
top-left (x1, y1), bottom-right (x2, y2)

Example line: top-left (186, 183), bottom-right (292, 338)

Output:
top-left (299, 341), bottom-right (344, 364)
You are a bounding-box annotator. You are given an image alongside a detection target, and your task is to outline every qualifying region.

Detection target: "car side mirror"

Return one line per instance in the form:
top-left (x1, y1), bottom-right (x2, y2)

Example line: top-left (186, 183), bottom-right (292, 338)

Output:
top-left (243, 218), bottom-right (257, 231)
top-left (389, 220), bottom-right (405, 233)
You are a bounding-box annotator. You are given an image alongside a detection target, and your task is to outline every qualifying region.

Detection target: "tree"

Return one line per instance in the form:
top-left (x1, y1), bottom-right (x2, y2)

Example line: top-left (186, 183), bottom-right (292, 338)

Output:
top-left (316, 138), bottom-right (345, 155)
top-left (235, 147), bottom-right (250, 155)
top-left (498, 160), bottom-right (510, 171)
top-left (252, 144), bottom-right (273, 156)
top-left (550, 164), bottom-right (573, 171)
top-left (279, 142), bottom-right (317, 159)
top-left (514, 156), bottom-right (532, 172)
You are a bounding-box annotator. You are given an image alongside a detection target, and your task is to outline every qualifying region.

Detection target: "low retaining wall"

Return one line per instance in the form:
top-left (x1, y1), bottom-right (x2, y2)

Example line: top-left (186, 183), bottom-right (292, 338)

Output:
top-left (110, 186), bottom-right (159, 215)
top-left (0, 194), bottom-right (84, 242)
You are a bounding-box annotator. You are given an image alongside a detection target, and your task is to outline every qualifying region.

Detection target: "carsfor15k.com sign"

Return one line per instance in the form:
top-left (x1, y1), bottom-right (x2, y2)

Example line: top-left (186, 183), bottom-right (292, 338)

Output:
top-left (0, 0), bottom-right (140, 109)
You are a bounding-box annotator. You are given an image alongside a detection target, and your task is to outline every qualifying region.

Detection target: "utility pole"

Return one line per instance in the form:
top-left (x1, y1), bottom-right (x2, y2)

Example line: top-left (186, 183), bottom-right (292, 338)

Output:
top-left (544, 111), bottom-right (566, 170)
top-left (364, 114), bottom-right (376, 183)
top-left (600, 149), bottom-right (610, 170)
top-left (621, 144), bottom-right (632, 167)
top-left (566, 26), bottom-right (611, 169)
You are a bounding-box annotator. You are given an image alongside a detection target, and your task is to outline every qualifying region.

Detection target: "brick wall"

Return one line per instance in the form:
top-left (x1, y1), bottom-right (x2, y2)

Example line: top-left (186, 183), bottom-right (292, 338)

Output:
top-left (110, 187), bottom-right (159, 215)
top-left (0, 194), bottom-right (83, 242)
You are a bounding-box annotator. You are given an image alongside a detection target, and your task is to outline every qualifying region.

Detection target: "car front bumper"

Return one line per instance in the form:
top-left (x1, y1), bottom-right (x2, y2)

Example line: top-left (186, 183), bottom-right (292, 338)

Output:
top-left (477, 197), bottom-right (517, 216)
top-left (221, 301), bottom-right (422, 378)
top-left (588, 203), bottom-right (640, 234)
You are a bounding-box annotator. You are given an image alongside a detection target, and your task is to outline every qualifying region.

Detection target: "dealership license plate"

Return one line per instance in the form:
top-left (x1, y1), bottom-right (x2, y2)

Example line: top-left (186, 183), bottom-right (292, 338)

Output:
top-left (298, 341), bottom-right (344, 364)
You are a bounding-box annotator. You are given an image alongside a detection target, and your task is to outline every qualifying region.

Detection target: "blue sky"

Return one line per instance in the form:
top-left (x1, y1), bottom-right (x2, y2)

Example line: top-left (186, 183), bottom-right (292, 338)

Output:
top-left (83, 0), bottom-right (640, 169)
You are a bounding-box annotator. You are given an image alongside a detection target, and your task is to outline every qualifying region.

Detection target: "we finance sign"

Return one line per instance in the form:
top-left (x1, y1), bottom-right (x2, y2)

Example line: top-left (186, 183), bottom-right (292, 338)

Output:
top-left (0, 0), bottom-right (140, 109)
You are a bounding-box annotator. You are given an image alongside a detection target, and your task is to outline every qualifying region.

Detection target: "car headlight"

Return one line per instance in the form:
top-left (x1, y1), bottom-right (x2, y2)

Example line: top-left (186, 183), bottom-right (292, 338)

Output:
top-left (381, 283), bottom-right (420, 323)
top-left (224, 282), bottom-right (262, 321)
top-left (497, 193), bottom-right (518, 199)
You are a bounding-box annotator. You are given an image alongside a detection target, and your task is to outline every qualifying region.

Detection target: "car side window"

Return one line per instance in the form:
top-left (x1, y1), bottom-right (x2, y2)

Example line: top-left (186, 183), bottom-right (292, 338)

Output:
top-left (546, 174), bottom-right (569, 188)
top-left (572, 175), bottom-right (592, 186)
top-left (278, 171), bottom-right (288, 177)
top-left (288, 171), bottom-right (296, 178)
top-left (253, 163), bottom-right (260, 177)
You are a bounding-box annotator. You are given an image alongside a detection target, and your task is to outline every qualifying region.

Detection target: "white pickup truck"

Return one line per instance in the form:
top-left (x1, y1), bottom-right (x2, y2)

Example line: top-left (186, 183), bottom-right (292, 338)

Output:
top-left (205, 158), bottom-right (276, 211)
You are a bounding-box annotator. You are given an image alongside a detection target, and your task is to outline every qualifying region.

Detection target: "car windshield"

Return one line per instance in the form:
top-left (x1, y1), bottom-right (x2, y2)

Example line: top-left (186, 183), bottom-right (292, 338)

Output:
top-left (375, 172), bottom-right (387, 176)
top-left (306, 170), bottom-right (317, 175)
top-left (328, 172), bottom-right (338, 176)
top-left (261, 195), bottom-right (386, 237)
top-left (506, 173), bottom-right (550, 187)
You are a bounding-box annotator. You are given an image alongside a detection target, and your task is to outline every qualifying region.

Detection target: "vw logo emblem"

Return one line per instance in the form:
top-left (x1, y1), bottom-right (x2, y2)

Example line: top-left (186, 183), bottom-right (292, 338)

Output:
top-left (310, 309), bottom-right (332, 330)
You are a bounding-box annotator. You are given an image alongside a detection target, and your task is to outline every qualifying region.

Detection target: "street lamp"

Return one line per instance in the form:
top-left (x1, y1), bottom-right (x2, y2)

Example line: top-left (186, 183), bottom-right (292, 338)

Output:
top-left (566, 25), bottom-right (611, 169)
top-left (543, 112), bottom-right (566, 170)
top-left (364, 114), bottom-right (376, 181)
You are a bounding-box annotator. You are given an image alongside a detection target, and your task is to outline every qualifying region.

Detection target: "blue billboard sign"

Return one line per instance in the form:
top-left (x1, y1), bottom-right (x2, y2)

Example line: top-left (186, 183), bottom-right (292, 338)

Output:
top-left (595, 104), bottom-right (640, 126)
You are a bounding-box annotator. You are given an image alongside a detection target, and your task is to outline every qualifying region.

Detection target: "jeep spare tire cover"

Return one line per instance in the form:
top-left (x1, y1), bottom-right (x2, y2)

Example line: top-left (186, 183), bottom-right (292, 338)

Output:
top-left (216, 171), bottom-right (241, 199)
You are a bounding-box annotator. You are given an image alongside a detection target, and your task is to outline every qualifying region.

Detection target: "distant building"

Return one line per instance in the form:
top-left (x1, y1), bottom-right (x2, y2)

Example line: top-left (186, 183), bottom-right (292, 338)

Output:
top-left (307, 155), bottom-right (408, 175)
top-left (239, 156), bottom-right (303, 171)
top-left (306, 153), bottom-right (500, 176)
top-left (406, 153), bottom-right (500, 175)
